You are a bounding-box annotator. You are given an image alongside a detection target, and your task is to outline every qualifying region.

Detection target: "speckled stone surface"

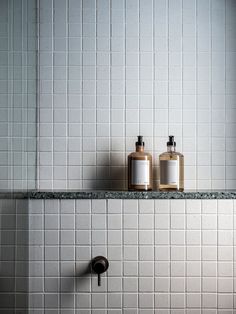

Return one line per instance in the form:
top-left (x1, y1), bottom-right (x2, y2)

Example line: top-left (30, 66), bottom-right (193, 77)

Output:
top-left (2, 190), bottom-right (236, 199)
top-left (10, 190), bottom-right (236, 199)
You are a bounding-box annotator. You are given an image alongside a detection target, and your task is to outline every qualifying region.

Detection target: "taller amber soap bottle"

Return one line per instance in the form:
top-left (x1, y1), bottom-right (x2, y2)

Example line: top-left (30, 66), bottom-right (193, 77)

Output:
top-left (159, 135), bottom-right (184, 191)
top-left (128, 136), bottom-right (152, 191)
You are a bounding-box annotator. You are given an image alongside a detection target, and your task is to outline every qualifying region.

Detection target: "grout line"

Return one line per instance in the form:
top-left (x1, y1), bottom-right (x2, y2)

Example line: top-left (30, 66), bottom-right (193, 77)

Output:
top-left (58, 200), bottom-right (61, 313)
top-left (167, 0), bottom-right (170, 136)
top-left (138, 0), bottom-right (140, 135)
top-left (210, 0), bottom-right (213, 190)
top-left (14, 198), bottom-right (17, 313)
top-left (184, 199), bottom-right (187, 313)
top-left (95, 0), bottom-right (97, 189)
top-left (216, 199), bottom-right (219, 311)
top-left (109, 0), bottom-right (111, 189)
top-left (200, 199), bottom-right (202, 314)
top-left (152, 0), bottom-right (155, 189)
top-left (153, 0), bottom-right (156, 307)
top-left (137, 200), bottom-right (140, 308)
top-left (9, 0), bottom-right (14, 191)
top-left (20, 0), bottom-right (24, 191)
top-left (43, 200), bottom-right (46, 314)
top-left (105, 199), bottom-right (108, 314)
top-left (181, 0), bottom-right (183, 160)
top-left (66, 0), bottom-right (69, 189)
top-left (124, 0), bottom-right (127, 190)
top-left (233, 200), bottom-right (235, 310)
top-left (73, 199), bottom-right (76, 312)
top-left (51, 0), bottom-right (54, 190)
top-left (36, 0), bottom-right (40, 190)
top-left (90, 200), bottom-right (92, 313)
top-left (7, 0), bottom-right (10, 189)
top-left (81, 0), bottom-right (84, 189)
top-left (122, 4), bottom-right (126, 304)
top-left (169, 199), bottom-right (172, 311)
top-left (25, 0), bottom-right (28, 190)
top-left (196, 0), bottom-right (198, 190)
top-left (121, 199), bottom-right (124, 313)
top-left (224, 0), bottom-right (226, 189)
top-left (154, 200), bottom-right (156, 310)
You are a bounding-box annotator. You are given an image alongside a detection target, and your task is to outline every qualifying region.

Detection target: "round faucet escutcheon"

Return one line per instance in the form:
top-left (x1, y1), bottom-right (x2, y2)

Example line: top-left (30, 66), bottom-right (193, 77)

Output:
top-left (91, 256), bottom-right (109, 286)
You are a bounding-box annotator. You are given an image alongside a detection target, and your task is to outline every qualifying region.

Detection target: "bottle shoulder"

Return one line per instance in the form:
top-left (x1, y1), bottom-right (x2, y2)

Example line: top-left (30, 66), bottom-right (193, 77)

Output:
top-left (159, 151), bottom-right (169, 158)
top-left (128, 151), bottom-right (152, 158)
top-left (174, 151), bottom-right (184, 157)
top-left (159, 151), bottom-right (184, 158)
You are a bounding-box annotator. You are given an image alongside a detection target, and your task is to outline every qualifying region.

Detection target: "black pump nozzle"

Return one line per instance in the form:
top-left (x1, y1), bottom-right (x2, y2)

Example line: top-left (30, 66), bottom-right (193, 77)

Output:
top-left (167, 135), bottom-right (176, 147)
top-left (136, 135), bottom-right (144, 146)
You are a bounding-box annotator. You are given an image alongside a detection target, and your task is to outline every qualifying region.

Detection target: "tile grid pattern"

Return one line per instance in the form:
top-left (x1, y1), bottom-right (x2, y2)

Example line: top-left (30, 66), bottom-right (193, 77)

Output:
top-left (0, 0), bottom-right (37, 189)
top-left (38, 0), bottom-right (236, 190)
top-left (0, 199), bottom-right (234, 312)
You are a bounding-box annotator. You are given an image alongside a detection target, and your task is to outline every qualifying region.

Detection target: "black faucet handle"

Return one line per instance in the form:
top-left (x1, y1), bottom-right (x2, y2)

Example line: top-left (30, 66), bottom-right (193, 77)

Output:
top-left (91, 256), bottom-right (109, 286)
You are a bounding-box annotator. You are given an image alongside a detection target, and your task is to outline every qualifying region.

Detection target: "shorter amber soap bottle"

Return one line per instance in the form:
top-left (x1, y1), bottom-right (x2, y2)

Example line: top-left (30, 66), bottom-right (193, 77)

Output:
top-left (128, 136), bottom-right (153, 191)
top-left (159, 135), bottom-right (184, 191)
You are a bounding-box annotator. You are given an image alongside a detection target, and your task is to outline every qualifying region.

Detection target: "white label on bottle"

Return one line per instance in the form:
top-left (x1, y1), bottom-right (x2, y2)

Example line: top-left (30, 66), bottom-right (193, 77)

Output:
top-left (131, 160), bottom-right (150, 185)
top-left (160, 160), bottom-right (178, 185)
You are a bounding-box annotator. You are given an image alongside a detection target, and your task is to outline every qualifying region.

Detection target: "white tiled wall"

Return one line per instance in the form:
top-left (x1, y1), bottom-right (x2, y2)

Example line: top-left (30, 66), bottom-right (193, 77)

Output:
top-left (38, 0), bottom-right (236, 190)
top-left (4, 198), bottom-right (231, 312)
top-left (0, 198), bottom-right (29, 313)
top-left (0, 0), bottom-right (37, 190)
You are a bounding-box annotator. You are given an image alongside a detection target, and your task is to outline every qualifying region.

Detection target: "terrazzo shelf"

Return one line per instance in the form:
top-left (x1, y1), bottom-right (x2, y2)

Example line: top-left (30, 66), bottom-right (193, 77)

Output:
top-left (2, 190), bottom-right (236, 199)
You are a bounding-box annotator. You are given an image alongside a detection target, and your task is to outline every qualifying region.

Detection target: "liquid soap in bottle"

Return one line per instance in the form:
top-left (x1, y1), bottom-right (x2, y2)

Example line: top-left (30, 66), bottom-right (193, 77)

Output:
top-left (128, 136), bottom-right (152, 191)
top-left (159, 135), bottom-right (184, 191)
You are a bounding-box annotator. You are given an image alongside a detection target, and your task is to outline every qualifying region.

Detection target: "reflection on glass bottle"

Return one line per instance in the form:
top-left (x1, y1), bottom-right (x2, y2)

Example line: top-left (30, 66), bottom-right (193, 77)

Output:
top-left (159, 135), bottom-right (184, 191)
top-left (128, 136), bottom-right (153, 191)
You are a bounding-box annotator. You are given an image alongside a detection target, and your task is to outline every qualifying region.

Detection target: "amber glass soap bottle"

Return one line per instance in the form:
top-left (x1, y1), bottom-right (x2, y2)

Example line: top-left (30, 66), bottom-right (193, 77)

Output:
top-left (128, 136), bottom-right (152, 191)
top-left (159, 135), bottom-right (184, 191)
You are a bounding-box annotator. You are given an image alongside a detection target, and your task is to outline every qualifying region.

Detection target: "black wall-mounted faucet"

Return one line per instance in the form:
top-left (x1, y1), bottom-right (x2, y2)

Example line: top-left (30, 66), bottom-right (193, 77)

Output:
top-left (91, 256), bottom-right (109, 286)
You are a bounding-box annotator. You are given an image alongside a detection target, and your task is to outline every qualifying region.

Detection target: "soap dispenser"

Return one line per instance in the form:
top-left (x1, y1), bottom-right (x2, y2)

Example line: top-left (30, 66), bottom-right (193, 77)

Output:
top-left (128, 136), bottom-right (152, 191)
top-left (159, 135), bottom-right (184, 191)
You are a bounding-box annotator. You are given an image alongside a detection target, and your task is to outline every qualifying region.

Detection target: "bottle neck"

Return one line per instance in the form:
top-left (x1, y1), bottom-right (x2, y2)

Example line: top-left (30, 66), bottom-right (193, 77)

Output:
top-left (136, 145), bottom-right (144, 152)
top-left (167, 145), bottom-right (176, 153)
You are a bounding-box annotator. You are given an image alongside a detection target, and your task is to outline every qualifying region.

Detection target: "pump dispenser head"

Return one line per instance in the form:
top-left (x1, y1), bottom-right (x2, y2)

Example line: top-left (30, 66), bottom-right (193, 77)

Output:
top-left (167, 135), bottom-right (176, 147)
top-left (136, 135), bottom-right (144, 146)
